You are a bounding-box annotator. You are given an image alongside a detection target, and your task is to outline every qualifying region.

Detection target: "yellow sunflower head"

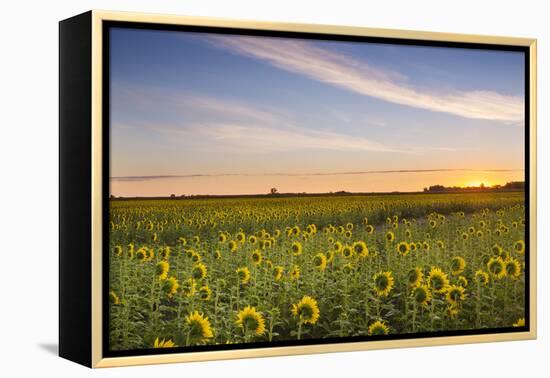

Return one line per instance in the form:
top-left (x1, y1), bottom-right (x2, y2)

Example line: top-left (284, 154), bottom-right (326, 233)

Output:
top-left (113, 245), bottom-right (123, 257)
top-left (342, 262), bottom-right (355, 274)
top-left (199, 285), bottom-right (212, 301)
top-left (513, 318), bottom-right (525, 327)
top-left (513, 240), bottom-right (525, 254)
top-left (396, 241), bottom-right (410, 256)
top-left (342, 245), bottom-right (354, 259)
top-left (313, 253), bottom-right (328, 271)
top-left (333, 241), bottom-right (343, 253)
top-left (180, 278), bottom-right (196, 297)
top-left (218, 233), bottom-right (227, 243)
top-left (367, 320), bottom-right (389, 336)
top-left (291, 241), bottom-right (303, 256)
top-left (446, 284), bottom-right (466, 305)
top-left (159, 246), bottom-right (171, 260)
top-left (472, 272), bottom-right (488, 289)
top-left (487, 256), bottom-right (506, 279)
top-left (109, 290), bottom-right (120, 305)
top-left (450, 256), bottom-right (466, 275)
top-left (290, 265), bottom-right (301, 280)
top-left (251, 249), bottom-right (263, 265)
top-left (153, 337), bottom-right (176, 348)
top-left (505, 258), bottom-right (522, 279)
top-left (353, 241), bottom-right (369, 258)
top-left (428, 267), bottom-right (450, 294)
top-left (228, 240), bottom-right (238, 252)
top-left (185, 311), bottom-right (213, 342)
top-left (457, 275), bottom-right (468, 288)
top-left (407, 267), bottom-right (424, 287)
top-left (192, 263), bottom-right (207, 280)
top-left (291, 295), bottom-right (320, 324)
top-left (273, 266), bottom-right (284, 281)
top-left (156, 261), bottom-right (170, 280)
top-left (366, 224), bottom-right (375, 234)
top-left (236, 306), bottom-right (266, 336)
top-left (412, 285), bottom-right (432, 306)
top-left (236, 266), bottom-right (251, 285)
top-left (373, 271), bottom-right (394, 297)
top-left (385, 231), bottom-right (395, 242)
top-left (162, 276), bottom-right (179, 298)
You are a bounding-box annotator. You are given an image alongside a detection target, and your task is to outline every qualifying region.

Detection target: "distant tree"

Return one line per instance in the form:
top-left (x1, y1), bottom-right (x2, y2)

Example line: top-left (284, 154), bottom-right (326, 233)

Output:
top-left (170, 194), bottom-right (176, 198)
top-left (270, 187), bottom-right (278, 195)
top-left (110, 194), bottom-right (116, 199)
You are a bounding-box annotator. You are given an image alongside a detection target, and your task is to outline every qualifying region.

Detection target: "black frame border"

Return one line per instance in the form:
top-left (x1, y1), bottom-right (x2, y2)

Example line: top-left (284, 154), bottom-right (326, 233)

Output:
top-left (101, 20), bottom-right (531, 359)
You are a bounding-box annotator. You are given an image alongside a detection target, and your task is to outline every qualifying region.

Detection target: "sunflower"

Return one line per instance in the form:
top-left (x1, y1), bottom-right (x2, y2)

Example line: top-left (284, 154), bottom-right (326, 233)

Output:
top-left (446, 285), bottom-right (466, 305)
top-left (153, 338), bottom-right (176, 348)
top-left (290, 265), bottom-right (300, 280)
top-left (446, 305), bottom-right (459, 318)
top-left (333, 241), bottom-right (343, 253)
top-left (236, 306), bottom-right (266, 336)
top-left (192, 263), bottom-right (207, 280)
top-left (422, 241), bottom-right (430, 251)
top-left (160, 246), bottom-right (171, 260)
top-left (291, 241), bottom-right (303, 256)
top-left (385, 231), bottom-right (395, 242)
top-left (199, 286), bottom-right (212, 301)
top-left (291, 296), bottom-right (320, 324)
top-left (457, 275), bottom-right (468, 288)
top-left (353, 241), bottom-right (369, 258)
top-left (113, 245), bottom-right (123, 257)
top-left (180, 278), bottom-right (196, 297)
top-left (396, 241), bottom-right (410, 256)
top-left (109, 290), bottom-right (120, 305)
top-left (505, 258), bottom-right (522, 279)
top-left (405, 229), bottom-right (412, 238)
top-left (162, 276), bottom-right (179, 298)
top-left (366, 224), bottom-right (375, 234)
top-left (487, 256), bottom-right (506, 279)
top-left (474, 270), bottom-right (490, 286)
top-left (273, 266), bottom-right (284, 281)
top-left (236, 267), bottom-right (251, 285)
top-left (491, 244), bottom-right (503, 256)
top-left (461, 232), bottom-right (469, 241)
top-left (367, 320), bottom-right (389, 336)
top-left (177, 237), bottom-right (187, 245)
top-left (218, 233), bottom-right (227, 243)
top-left (450, 256), bottom-right (466, 275)
top-left (342, 245), bottom-right (354, 259)
top-left (126, 243), bottom-right (135, 259)
top-left (152, 232), bottom-right (158, 242)
top-left (228, 240), bottom-right (238, 253)
top-left (429, 219), bottom-right (437, 228)
top-left (373, 271), bottom-right (394, 297)
top-left (214, 250), bottom-right (222, 260)
top-left (313, 253), bottom-right (328, 271)
top-left (436, 240), bottom-right (445, 249)
top-left (185, 311), bottom-right (214, 342)
top-left (248, 235), bottom-right (257, 245)
top-left (513, 318), bottom-right (525, 327)
top-left (344, 230), bottom-right (353, 238)
top-left (136, 247), bottom-right (148, 262)
top-left (342, 263), bottom-right (354, 274)
top-left (236, 232), bottom-right (246, 243)
top-left (476, 230), bottom-right (484, 238)
top-left (251, 249), bottom-right (263, 265)
top-left (407, 267), bottom-right (424, 287)
top-left (326, 250), bottom-right (335, 263)
top-left (514, 240), bottom-right (525, 254)
top-left (412, 285), bottom-right (432, 306)
top-left (156, 261), bottom-right (170, 280)
top-left (428, 267), bottom-right (450, 294)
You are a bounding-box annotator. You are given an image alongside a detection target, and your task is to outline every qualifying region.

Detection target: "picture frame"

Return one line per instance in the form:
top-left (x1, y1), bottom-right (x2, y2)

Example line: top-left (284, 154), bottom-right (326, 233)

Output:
top-left (59, 10), bottom-right (537, 368)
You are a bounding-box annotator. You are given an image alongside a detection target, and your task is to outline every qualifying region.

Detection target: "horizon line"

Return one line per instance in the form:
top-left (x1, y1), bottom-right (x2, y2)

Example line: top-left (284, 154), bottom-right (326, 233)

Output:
top-left (110, 168), bottom-right (525, 182)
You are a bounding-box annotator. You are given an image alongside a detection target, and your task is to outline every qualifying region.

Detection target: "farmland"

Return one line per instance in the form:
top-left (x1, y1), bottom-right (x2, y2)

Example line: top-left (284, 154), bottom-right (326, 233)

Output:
top-left (108, 192), bottom-right (526, 350)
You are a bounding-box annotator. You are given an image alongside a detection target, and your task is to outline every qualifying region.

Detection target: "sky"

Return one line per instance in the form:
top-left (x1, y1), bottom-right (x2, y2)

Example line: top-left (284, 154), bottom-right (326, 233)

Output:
top-left (109, 27), bottom-right (525, 197)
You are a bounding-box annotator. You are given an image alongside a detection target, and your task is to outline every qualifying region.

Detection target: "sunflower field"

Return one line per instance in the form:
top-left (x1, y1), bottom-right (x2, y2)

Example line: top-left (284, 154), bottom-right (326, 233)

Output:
top-left (108, 192), bottom-right (526, 350)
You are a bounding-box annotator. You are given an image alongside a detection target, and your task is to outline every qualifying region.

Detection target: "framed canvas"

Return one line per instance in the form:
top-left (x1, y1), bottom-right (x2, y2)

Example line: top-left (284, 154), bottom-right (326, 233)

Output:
top-left (59, 10), bottom-right (537, 368)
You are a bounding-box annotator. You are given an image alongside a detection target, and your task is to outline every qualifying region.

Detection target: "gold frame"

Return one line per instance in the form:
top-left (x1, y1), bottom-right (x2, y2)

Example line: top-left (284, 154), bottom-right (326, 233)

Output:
top-left (89, 9), bottom-right (537, 368)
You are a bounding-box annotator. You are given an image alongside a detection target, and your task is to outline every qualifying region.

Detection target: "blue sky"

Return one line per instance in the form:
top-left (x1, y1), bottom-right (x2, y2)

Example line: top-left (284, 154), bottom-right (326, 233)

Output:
top-left (109, 27), bottom-right (525, 196)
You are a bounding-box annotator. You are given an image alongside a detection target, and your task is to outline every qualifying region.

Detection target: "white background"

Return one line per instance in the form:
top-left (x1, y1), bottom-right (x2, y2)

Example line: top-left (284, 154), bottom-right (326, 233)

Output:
top-left (0, 0), bottom-right (547, 376)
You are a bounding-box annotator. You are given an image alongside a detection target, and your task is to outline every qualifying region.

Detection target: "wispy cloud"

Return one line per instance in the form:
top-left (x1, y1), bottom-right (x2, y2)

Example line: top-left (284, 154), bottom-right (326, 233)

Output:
top-left (189, 123), bottom-right (408, 153)
top-left (111, 168), bottom-right (524, 182)
top-left (206, 36), bottom-right (524, 122)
